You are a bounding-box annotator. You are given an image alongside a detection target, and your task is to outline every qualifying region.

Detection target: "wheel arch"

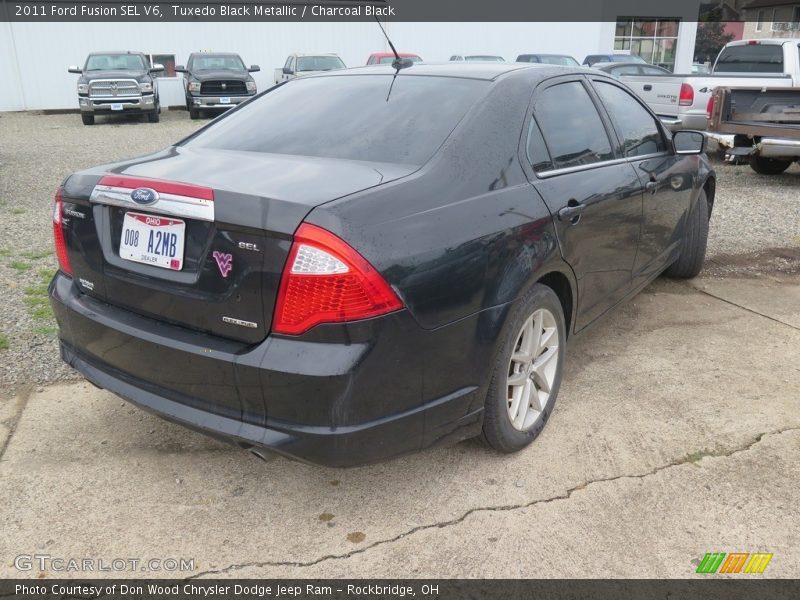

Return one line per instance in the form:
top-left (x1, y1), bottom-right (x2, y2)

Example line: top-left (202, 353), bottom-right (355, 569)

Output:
top-left (534, 269), bottom-right (575, 339)
top-left (702, 175), bottom-right (716, 217)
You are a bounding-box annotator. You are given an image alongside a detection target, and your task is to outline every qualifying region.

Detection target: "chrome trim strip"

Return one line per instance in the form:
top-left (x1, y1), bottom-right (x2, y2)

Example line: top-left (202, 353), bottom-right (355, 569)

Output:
top-left (90, 184), bottom-right (215, 222)
top-left (536, 157), bottom-right (629, 179)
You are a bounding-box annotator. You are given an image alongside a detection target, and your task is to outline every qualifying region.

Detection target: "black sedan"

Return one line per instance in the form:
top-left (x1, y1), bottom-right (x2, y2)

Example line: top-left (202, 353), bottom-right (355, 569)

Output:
top-left (50, 63), bottom-right (715, 466)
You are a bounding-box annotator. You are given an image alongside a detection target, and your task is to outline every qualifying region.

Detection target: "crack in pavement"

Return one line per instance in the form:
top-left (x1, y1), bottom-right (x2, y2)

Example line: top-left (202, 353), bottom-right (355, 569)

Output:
top-left (691, 285), bottom-right (800, 332)
top-left (187, 426), bottom-right (800, 579)
top-left (0, 384), bottom-right (33, 464)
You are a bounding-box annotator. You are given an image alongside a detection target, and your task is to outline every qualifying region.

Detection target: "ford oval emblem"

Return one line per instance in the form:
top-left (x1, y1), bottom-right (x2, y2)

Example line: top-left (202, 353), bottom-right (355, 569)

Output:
top-left (130, 187), bottom-right (159, 205)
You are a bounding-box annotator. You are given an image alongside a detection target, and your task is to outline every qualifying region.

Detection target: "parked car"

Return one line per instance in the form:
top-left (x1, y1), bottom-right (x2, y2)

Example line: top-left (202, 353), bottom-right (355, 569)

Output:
top-left (274, 54), bottom-right (346, 85)
top-left (366, 52), bottom-right (422, 65)
top-left (708, 85), bottom-right (800, 174)
top-left (450, 55), bottom-right (505, 62)
top-left (68, 51), bottom-right (164, 125)
top-left (583, 53), bottom-right (647, 66)
top-left (49, 63), bottom-right (714, 467)
top-left (610, 39), bottom-right (800, 130)
top-left (593, 63), bottom-right (671, 77)
top-left (516, 54), bottom-right (579, 66)
top-left (176, 52), bottom-right (259, 119)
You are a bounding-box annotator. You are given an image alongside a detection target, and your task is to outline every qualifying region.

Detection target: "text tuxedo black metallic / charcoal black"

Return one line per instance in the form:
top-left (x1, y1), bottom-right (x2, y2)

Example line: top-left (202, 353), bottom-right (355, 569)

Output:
top-left (49, 63), bottom-right (715, 466)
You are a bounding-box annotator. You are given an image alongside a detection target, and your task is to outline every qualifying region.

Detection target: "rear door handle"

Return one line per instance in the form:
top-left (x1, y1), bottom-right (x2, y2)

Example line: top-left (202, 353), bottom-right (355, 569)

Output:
top-left (558, 201), bottom-right (585, 223)
top-left (643, 84), bottom-right (653, 91)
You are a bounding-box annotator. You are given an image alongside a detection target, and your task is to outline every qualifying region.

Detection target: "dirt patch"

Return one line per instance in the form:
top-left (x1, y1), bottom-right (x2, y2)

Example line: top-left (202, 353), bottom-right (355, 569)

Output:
top-left (704, 247), bottom-right (800, 278)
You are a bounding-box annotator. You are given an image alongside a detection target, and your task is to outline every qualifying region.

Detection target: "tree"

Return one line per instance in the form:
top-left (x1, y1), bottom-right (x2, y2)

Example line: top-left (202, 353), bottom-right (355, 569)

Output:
top-left (695, 7), bottom-right (736, 63)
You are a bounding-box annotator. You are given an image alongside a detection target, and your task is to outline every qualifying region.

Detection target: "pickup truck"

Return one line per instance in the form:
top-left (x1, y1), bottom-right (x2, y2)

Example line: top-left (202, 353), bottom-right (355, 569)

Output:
top-left (176, 52), bottom-right (259, 119)
top-left (274, 54), bottom-right (345, 85)
top-left (612, 39), bottom-right (800, 130)
top-left (708, 85), bottom-right (800, 174)
top-left (68, 51), bottom-right (164, 125)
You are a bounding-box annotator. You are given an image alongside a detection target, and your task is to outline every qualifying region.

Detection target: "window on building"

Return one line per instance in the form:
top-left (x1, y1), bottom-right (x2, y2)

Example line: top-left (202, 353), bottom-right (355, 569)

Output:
top-left (615, 17), bottom-right (680, 69)
top-left (793, 7), bottom-right (800, 28)
top-left (148, 54), bottom-right (176, 78)
top-left (755, 10), bottom-right (765, 31)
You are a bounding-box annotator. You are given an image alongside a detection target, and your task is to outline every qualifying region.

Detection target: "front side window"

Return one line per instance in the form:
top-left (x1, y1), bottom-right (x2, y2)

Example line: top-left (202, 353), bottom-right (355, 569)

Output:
top-left (533, 81), bottom-right (614, 170)
top-left (593, 81), bottom-right (667, 158)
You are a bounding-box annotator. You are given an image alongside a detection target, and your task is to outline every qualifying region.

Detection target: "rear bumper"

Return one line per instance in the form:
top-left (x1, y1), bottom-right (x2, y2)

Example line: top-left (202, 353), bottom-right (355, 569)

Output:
top-left (50, 273), bottom-right (485, 467)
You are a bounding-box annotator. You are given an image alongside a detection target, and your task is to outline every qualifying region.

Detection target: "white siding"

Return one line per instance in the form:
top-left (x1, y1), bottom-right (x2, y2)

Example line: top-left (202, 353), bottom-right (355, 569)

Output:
top-left (0, 20), bottom-right (698, 111)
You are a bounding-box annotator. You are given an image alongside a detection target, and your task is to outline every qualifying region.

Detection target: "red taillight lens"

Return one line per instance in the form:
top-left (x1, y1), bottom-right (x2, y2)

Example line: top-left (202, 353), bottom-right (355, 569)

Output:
top-left (272, 224), bottom-right (404, 335)
top-left (679, 83), bottom-right (694, 107)
top-left (53, 188), bottom-right (73, 277)
top-left (706, 95), bottom-right (716, 119)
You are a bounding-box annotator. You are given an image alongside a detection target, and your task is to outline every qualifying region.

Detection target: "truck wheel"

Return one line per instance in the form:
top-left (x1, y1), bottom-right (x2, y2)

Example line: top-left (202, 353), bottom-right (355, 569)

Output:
top-left (81, 114), bottom-right (94, 126)
top-left (750, 155), bottom-right (791, 175)
top-left (664, 189), bottom-right (709, 279)
top-left (189, 106), bottom-right (200, 120)
top-left (147, 109), bottom-right (160, 123)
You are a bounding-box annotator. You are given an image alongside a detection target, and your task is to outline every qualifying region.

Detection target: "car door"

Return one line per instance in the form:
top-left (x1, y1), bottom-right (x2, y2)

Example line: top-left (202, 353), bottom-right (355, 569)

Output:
top-left (590, 77), bottom-right (692, 285)
top-left (525, 77), bottom-right (644, 331)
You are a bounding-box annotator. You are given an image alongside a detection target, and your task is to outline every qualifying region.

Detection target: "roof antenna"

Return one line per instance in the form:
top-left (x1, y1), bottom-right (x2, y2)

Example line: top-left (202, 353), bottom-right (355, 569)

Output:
top-left (374, 15), bottom-right (413, 71)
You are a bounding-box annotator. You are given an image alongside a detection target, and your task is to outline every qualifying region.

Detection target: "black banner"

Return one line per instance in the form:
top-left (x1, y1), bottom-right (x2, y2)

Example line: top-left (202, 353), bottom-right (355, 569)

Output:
top-left (2, 580), bottom-right (800, 600)
top-left (0, 0), bottom-right (740, 22)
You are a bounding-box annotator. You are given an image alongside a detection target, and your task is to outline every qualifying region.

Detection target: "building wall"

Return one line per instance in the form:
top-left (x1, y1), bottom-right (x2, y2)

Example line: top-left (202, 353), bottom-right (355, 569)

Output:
top-left (0, 19), bottom-right (699, 111)
top-left (743, 7), bottom-right (800, 38)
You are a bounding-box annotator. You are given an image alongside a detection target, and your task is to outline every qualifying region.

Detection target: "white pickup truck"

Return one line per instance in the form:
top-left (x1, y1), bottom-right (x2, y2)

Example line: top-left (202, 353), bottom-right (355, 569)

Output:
top-left (273, 53), bottom-right (346, 85)
top-left (613, 39), bottom-right (800, 130)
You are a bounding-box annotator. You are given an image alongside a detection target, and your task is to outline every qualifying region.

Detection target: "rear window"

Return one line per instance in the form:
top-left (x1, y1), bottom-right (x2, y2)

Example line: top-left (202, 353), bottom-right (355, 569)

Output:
top-left (184, 75), bottom-right (487, 166)
top-left (296, 56), bottom-right (345, 72)
top-left (714, 44), bottom-right (784, 73)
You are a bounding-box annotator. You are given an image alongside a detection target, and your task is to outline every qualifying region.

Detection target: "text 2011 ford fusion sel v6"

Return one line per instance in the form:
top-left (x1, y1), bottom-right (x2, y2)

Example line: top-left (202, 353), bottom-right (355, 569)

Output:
top-left (49, 63), bottom-right (715, 466)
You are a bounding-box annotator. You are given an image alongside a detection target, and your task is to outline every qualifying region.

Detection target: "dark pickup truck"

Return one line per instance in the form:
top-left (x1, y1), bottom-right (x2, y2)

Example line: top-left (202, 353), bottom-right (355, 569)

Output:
top-left (708, 86), bottom-right (800, 174)
top-left (69, 52), bottom-right (164, 125)
top-left (176, 52), bottom-right (259, 119)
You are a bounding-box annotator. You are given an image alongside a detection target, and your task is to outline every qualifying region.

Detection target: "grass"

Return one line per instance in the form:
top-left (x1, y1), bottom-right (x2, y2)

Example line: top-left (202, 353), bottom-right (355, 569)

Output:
top-left (0, 248), bottom-right (10, 258)
top-left (0, 333), bottom-right (8, 350)
top-left (38, 268), bottom-right (55, 280)
top-left (8, 261), bottom-right (30, 271)
top-left (23, 269), bottom-right (55, 322)
top-left (21, 249), bottom-right (52, 261)
top-left (10, 207), bottom-right (26, 215)
top-left (33, 325), bottom-right (58, 336)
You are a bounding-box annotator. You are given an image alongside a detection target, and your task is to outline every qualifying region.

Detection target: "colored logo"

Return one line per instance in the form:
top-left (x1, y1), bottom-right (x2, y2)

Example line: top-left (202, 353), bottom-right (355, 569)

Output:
top-left (697, 552), bottom-right (773, 574)
top-left (212, 251), bottom-right (233, 278)
top-left (130, 187), bottom-right (159, 206)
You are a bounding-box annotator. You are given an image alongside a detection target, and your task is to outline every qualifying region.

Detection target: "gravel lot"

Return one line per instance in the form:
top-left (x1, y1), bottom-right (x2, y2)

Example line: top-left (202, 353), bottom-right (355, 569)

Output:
top-left (0, 110), bottom-right (798, 385)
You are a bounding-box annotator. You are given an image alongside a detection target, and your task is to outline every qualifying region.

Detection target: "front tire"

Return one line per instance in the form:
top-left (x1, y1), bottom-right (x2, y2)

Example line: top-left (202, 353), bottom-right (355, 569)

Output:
top-left (81, 114), bottom-right (94, 126)
top-left (664, 189), bottom-right (709, 279)
top-left (481, 284), bottom-right (566, 454)
top-left (147, 107), bottom-right (160, 123)
top-left (189, 106), bottom-right (200, 120)
top-left (750, 155), bottom-right (791, 175)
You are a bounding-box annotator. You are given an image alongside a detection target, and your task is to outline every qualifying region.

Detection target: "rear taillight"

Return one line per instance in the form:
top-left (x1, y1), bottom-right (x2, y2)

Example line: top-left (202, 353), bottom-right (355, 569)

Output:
top-left (53, 187), bottom-right (72, 277)
top-left (273, 224), bottom-right (404, 335)
top-left (679, 83), bottom-right (694, 107)
top-left (706, 95), bottom-right (716, 119)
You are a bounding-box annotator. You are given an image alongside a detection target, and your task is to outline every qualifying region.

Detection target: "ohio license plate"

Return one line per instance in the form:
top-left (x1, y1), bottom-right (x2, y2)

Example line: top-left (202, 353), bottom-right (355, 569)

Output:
top-left (110, 103), bottom-right (123, 111)
top-left (120, 212), bottom-right (185, 271)
top-left (220, 97), bottom-right (231, 104)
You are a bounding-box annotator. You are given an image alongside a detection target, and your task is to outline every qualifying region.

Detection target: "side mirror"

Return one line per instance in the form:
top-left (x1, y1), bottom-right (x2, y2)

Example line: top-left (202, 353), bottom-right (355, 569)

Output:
top-left (673, 130), bottom-right (706, 155)
top-left (150, 63), bottom-right (165, 73)
top-left (282, 67), bottom-right (294, 75)
top-left (249, 65), bottom-right (260, 72)
top-left (175, 65), bottom-right (187, 73)
top-left (68, 65), bottom-right (82, 74)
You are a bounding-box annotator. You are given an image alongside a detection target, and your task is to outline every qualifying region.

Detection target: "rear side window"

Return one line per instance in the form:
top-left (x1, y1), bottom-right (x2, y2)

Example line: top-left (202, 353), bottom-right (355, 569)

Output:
top-left (714, 44), bottom-right (784, 73)
top-left (525, 118), bottom-right (552, 172)
top-left (533, 81), bottom-right (614, 170)
top-left (593, 81), bottom-right (667, 157)
top-left (185, 75), bottom-right (488, 166)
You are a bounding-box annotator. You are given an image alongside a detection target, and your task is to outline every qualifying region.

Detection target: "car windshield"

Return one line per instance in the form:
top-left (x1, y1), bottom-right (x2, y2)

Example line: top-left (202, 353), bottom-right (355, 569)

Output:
top-left (465, 56), bottom-right (504, 62)
top-left (85, 54), bottom-right (146, 71)
top-left (296, 56), bottom-right (346, 72)
top-left (538, 55), bottom-right (579, 66)
top-left (377, 55), bottom-right (422, 64)
top-left (184, 74), bottom-right (487, 166)
top-left (190, 55), bottom-right (246, 71)
top-left (714, 44), bottom-right (784, 73)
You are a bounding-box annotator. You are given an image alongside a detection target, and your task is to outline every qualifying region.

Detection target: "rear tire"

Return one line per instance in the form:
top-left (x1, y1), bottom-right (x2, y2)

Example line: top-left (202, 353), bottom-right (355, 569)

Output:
top-left (664, 189), bottom-right (709, 279)
top-left (749, 155), bottom-right (791, 175)
top-left (481, 284), bottom-right (566, 454)
top-left (81, 114), bottom-right (94, 126)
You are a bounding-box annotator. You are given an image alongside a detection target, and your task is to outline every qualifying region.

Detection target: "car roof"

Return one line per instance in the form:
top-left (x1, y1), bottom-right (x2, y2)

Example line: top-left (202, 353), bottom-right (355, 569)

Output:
top-left (88, 51), bottom-right (145, 56)
top-left (189, 52), bottom-right (242, 57)
top-left (314, 62), bottom-right (600, 82)
top-left (726, 38), bottom-right (800, 46)
top-left (369, 52), bottom-right (420, 58)
top-left (293, 53), bottom-right (341, 57)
